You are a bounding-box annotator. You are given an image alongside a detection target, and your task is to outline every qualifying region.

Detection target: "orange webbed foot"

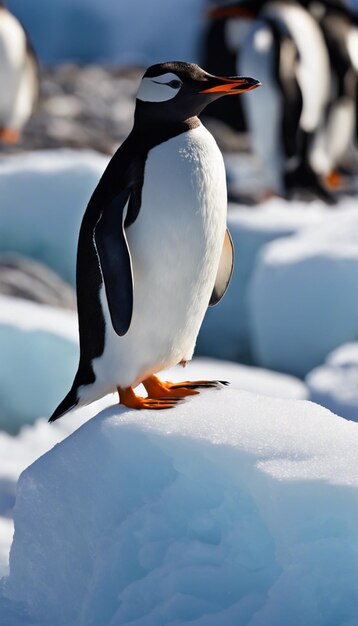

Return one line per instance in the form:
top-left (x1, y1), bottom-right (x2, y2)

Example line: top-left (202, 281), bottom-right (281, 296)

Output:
top-left (118, 385), bottom-right (182, 410)
top-left (143, 375), bottom-right (229, 399)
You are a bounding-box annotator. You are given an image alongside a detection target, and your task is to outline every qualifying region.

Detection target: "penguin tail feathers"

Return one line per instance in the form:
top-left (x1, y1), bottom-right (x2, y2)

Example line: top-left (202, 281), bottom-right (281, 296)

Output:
top-left (49, 389), bottom-right (79, 423)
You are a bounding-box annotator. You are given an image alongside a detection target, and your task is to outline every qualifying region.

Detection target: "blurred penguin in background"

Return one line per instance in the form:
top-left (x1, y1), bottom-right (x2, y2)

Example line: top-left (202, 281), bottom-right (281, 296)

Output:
top-left (208, 0), bottom-right (334, 202)
top-left (0, 2), bottom-right (39, 143)
top-left (300, 0), bottom-right (358, 187)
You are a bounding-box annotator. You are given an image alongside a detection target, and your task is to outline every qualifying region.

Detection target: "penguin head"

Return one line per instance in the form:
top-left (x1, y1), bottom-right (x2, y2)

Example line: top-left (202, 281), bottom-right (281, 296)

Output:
top-left (135, 61), bottom-right (261, 123)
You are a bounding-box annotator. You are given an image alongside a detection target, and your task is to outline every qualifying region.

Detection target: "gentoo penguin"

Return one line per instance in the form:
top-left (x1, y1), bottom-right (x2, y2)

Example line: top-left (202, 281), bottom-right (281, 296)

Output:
top-left (0, 2), bottom-right (39, 143)
top-left (50, 62), bottom-right (260, 419)
top-left (210, 1), bottom-right (333, 201)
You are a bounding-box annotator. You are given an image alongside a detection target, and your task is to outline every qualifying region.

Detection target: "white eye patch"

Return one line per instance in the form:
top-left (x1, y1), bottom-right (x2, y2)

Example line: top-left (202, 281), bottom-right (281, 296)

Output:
top-left (136, 72), bottom-right (182, 102)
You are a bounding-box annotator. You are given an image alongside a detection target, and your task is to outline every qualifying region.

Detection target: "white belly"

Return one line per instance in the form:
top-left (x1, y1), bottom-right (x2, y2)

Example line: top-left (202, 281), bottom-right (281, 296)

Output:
top-left (87, 124), bottom-right (227, 397)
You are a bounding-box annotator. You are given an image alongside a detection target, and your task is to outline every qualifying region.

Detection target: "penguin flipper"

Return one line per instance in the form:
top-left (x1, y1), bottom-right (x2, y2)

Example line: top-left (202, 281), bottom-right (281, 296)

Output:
top-left (94, 188), bottom-right (134, 336)
top-left (209, 228), bottom-right (234, 307)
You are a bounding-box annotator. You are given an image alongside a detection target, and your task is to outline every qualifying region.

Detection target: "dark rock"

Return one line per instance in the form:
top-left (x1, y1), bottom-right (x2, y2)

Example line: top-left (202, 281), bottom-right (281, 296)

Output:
top-left (0, 255), bottom-right (76, 309)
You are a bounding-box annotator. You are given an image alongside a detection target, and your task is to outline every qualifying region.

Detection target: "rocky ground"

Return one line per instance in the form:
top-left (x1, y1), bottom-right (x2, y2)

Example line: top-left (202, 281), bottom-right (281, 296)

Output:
top-left (1, 65), bottom-right (141, 155)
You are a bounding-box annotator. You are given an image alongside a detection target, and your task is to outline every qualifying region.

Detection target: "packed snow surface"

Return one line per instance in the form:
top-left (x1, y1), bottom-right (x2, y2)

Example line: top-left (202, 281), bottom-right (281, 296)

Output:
top-left (307, 342), bottom-right (358, 422)
top-left (2, 389), bottom-right (358, 626)
top-left (0, 396), bottom-right (112, 580)
top-left (249, 203), bottom-right (358, 377)
top-left (0, 150), bottom-right (107, 285)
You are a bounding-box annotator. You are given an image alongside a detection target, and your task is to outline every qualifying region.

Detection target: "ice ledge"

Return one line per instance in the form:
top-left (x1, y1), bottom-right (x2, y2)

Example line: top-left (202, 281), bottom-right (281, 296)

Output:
top-left (2, 389), bottom-right (358, 625)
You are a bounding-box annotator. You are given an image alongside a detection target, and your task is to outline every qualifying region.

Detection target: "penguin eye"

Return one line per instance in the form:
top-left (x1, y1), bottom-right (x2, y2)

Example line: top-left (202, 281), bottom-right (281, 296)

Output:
top-left (168, 79), bottom-right (182, 89)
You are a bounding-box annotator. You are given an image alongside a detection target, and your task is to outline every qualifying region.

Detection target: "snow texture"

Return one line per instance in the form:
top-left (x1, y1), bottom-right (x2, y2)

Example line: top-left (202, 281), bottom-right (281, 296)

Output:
top-left (0, 150), bottom-right (107, 285)
top-left (0, 295), bottom-right (78, 433)
top-left (249, 202), bottom-right (358, 377)
top-left (197, 200), bottom-right (326, 363)
top-left (7, 0), bottom-right (205, 66)
top-left (2, 389), bottom-right (358, 626)
top-left (306, 342), bottom-right (358, 422)
top-left (0, 396), bottom-right (112, 579)
top-left (0, 410), bottom-right (87, 484)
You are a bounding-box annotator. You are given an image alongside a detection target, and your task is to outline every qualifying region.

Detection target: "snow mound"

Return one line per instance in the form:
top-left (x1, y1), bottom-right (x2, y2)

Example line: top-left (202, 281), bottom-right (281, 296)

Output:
top-left (2, 390), bottom-right (358, 626)
top-left (0, 150), bottom-right (107, 285)
top-left (0, 395), bottom-right (115, 578)
top-left (8, 0), bottom-right (205, 66)
top-left (307, 342), bottom-right (358, 422)
top-left (0, 296), bottom-right (78, 433)
top-left (250, 203), bottom-right (358, 377)
top-left (0, 357), bottom-right (305, 575)
top-left (197, 200), bottom-right (326, 362)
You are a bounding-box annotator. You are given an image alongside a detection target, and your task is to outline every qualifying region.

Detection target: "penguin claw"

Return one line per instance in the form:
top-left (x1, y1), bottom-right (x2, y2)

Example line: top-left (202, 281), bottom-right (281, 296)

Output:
top-left (141, 375), bottom-right (229, 403)
top-left (157, 396), bottom-right (183, 403)
top-left (169, 379), bottom-right (229, 390)
top-left (134, 398), bottom-right (179, 410)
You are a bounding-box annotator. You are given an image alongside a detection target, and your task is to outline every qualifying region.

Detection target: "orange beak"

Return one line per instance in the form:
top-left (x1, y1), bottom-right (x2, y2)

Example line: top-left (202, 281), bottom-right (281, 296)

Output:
top-left (200, 76), bottom-right (261, 95)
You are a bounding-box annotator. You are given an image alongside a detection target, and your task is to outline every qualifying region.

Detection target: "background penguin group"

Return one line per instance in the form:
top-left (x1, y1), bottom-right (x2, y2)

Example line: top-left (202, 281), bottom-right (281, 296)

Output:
top-left (0, 1), bottom-right (38, 143)
top-left (204, 0), bottom-right (358, 202)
